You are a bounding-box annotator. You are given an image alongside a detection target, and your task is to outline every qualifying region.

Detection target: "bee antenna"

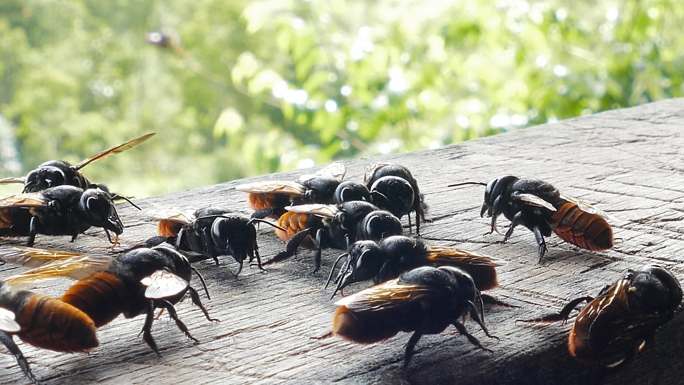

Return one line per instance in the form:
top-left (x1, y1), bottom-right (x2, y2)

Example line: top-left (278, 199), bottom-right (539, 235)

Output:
top-left (330, 263), bottom-right (353, 300)
top-left (325, 253), bottom-right (348, 289)
top-left (111, 193), bottom-right (142, 210)
top-left (191, 267), bottom-right (211, 300)
top-left (447, 181), bottom-right (487, 187)
top-left (248, 218), bottom-right (287, 232)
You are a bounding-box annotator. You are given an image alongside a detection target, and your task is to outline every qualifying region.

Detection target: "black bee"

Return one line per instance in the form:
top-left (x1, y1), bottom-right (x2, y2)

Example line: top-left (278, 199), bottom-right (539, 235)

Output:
top-left (327, 235), bottom-right (500, 299)
top-left (0, 185), bottom-right (124, 246)
top-left (3, 244), bottom-right (217, 357)
top-left (317, 265), bottom-right (495, 367)
top-left (153, 207), bottom-right (284, 275)
top-left (333, 181), bottom-right (371, 204)
top-left (265, 201), bottom-right (403, 272)
top-left (0, 279), bottom-right (99, 384)
top-left (450, 176), bottom-right (613, 262)
top-left (364, 163), bottom-right (428, 234)
top-left (236, 162), bottom-right (346, 219)
top-left (521, 265), bottom-right (681, 368)
top-left (0, 133), bottom-right (154, 195)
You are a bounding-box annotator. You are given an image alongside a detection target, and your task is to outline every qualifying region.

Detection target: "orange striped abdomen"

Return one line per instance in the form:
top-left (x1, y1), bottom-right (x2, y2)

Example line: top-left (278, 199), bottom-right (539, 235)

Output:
top-left (61, 271), bottom-right (126, 328)
top-left (275, 212), bottom-right (317, 248)
top-left (16, 294), bottom-right (98, 352)
top-left (332, 306), bottom-right (399, 344)
top-left (551, 202), bottom-right (613, 251)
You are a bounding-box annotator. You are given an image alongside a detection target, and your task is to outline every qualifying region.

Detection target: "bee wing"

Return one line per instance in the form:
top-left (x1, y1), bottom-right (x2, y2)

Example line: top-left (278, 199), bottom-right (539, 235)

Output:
top-left (512, 193), bottom-right (557, 212)
top-left (0, 308), bottom-right (20, 333)
top-left (235, 180), bottom-right (306, 195)
top-left (285, 204), bottom-right (338, 218)
top-left (298, 162), bottom-right (346, 183)
top-left (0, 193), bottom-right (47, 209)
top-left (559, 194), bottom-right (613, 221)
top-left (335, 279), bottom-right (436, 313)
top-left (426, 247), bottom-right (501, 266)
top-left (0, 247), bottom-right (82, 268)
top-left (148, 208), bottom-right (195, 238)
top-left (74, 132), bottom-right (156, 170)
top-left (0, 177), bottom-right (26, 185)
top-left (4, 255), bottom-right (113, 288)
top-left (363, 162), bottom-right (390, 184)
top-left (141, 270), bottom-right (189, 299)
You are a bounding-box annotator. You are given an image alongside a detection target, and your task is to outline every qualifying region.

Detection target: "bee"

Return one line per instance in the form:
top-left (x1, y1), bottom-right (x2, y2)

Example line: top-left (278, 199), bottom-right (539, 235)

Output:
top-left (0, 280), bottom-right (99, 384)
top-left (317, 265), bottom-right (495, 367)
top-left (0, 185), bottom-right (125, 246)
top-left (327, 235), bottom-right (500, 299)
top-left (364, 163), bottom-right (428, 234)
top-left (450, 176), bottom-right (614, 262)
top-left (520, 265), bottom-right (682, 368)
top-left (235, 162), bottom-right (346, 219)
top-left (153, 207), bottom-right (285, 275)
top-left (0, 133), bottom-right (155, 195)
top-left (333, 181), bottom-right (371, 204)
top-left (2, 244), bottom-right (218, 356)
top-left (265, 201), bottom-right (403, 272)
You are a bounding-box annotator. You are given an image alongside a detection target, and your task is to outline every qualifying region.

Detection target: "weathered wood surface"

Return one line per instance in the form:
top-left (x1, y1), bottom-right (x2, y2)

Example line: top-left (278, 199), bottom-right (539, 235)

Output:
top-left (1, 99), bottom-right (684, 385)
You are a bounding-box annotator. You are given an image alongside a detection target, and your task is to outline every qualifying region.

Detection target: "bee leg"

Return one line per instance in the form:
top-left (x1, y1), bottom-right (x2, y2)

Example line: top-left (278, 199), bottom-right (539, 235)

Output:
top-left (532, 226), bottom-right (548, 262)
top-left (480, 294), bottom-right (517, 308)
top-left (253, 247), bottom-right (266, 272)
top-left (517, 296), bottom-right (593, 324)
top-left (0, 331), bottom-right (39, 385)
top-left (233, 260), bottom-right (244, 276)
top-left (188, 286), bottom-right (219, 322)
top-left (313, 229), bottom-right (325, 273)
top-left (141, 301), bottom-right (161, 356)
top-left (452, 321), bottom-right (493, 353)
top-left (407, 214), bottom-right (413, 234)
top-left (503, 211), bottom-right (523, 243)
top-left (264, 228), bottom-right (312, 265)
top-left (71, 233), bottom-right (79, 242)
top-left (160, 300), bottom-right (198, 343)
top-left (27, 216), bottom-right (39, 247)
top-left (251, 208), bottom-right (274, 219)
top-left (403, 332), bottom-right (423, 368)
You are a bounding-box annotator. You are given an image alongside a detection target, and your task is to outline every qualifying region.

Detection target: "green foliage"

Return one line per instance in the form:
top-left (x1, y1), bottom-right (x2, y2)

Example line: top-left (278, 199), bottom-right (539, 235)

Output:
top-left (1, 0), bottom-right (683, 196)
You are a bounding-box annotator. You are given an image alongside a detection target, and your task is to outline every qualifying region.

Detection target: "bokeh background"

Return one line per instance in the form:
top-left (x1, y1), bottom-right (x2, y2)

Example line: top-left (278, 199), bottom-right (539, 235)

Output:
top-left (1, 0), bottom-right (682, 197)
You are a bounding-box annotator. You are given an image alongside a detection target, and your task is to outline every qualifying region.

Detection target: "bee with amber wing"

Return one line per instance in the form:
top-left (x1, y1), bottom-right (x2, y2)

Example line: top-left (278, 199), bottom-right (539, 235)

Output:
top-left (317, 266), bottom-right (496, 367)
top-left (1, 244), bottom-right (217, 357)
top-left (151, 207), bottom-right (285, 275)
top-left (264, 201), bottom-right (403, 272)
top-left (0, 185), bottom-right (125, 246)
top-left (326, 235), bottom-right (501, 301)
top-left (364, 163), bottom-right (428, 234)
top-left (0, 132), bottom-right (155, 195)
top-left (450, 176), bottom-right (614, 262)
top-left (520, 265), bottom-right (682, 368)
top-left (235, 162), bottom-right (346, 219)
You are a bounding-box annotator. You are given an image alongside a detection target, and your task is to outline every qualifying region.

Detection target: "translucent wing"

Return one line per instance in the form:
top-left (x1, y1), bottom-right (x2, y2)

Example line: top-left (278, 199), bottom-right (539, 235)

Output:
top-left (148, 209), bottom-right (195, 238)
top-left (0, 177), bottom-right (26, 185)
top-left (363, 162), bottom-right (390, 184)
top-left (298, 162), bottom-right (346, 183)
top-left (141, 270), bottom-right (189, 299)
top-left (0, 308), bottom-right (20, 333)
top-left (235, 181), bottom-right (306, 195)
top-left (4, 255), bottom-right (113, 287)
top-left (426, 247), bottom-right (501, 291)
top-left (560, 194), bottom-right (613, 221)
top-left (74, 132), bottom-right (156, 170)
top-left (335, 279), bottom-right (435, 313)
top-left (285, 204), bottom-right (338, 218)
top-left (0, 247), bottom-right (81, 268)
top-left (513, 193), bottom-right (557, 212)
top-left (0, 193), bottom-right (47, 209)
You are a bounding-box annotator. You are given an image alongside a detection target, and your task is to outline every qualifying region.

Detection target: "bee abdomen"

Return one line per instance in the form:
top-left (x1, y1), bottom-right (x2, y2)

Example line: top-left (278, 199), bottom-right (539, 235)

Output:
top-left (61, 271), bottom-right (126, 327)
top-left (16, 294), bottom-right (98, 352)
top-left (552, 202), bottom-right (613, 251)
top-left (332, 306), bottom-right (399, 344)
top-left (276, 212), bottom-right (310, 240)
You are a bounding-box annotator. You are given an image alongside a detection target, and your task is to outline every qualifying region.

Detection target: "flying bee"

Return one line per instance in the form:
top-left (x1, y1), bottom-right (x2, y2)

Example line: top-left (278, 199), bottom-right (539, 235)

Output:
top-left (0, 280), bottom-right (99, 384)
top-left (327, 235), bottom-right (501, 299)
top-left (0, 132), bottom-right (155, 195)
top-left (520, 265), bottom-right (682, 368)
top-left (450, 176), bottom-right (614, 262)
top-left (2, 244), bottom-right (218, 356)
top-left (153, 207), bottom-right (285, 275)
top-left (364, 163), bottom-right (428, 234)
top-left (317, 266), bottom-right (496, 367)
top-left (235, 162), bottom-right (346, 219)
top-left (0, 185), bottom-right (125, 246)
top-left (264, 201), bottom-right (403, 272)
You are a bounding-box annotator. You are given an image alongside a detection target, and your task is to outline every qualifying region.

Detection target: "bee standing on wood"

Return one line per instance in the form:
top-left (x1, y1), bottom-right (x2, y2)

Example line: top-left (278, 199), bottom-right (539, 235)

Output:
top-left (0, 280), bottom-right (99, 384)
top-left (450, 176), bottom-right (614, 262)
top-left (2, 244), bottom-right (217, 355)
top-left (235, 162), bottom-right (346, 219)
top-left (318, 266), bottom-right (496, 367)
top-left (0, 133), bottom-right (155, 195)
top-left (364, 163), bottom-right (428, 234)
top-left (521, 265), bottom-right (682, 368)
top-left (153, 207), bottom-right (284, 275)
top-left (0, 185), bottom-right (125, 246)
top-left (265, 201), bottom-right (403, 272)
top-left (327, 235), bottom-right (500, 299)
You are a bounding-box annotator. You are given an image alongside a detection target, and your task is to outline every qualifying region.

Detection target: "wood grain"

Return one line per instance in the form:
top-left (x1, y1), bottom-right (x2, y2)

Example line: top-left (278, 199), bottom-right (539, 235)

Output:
top-left (1, 99), bottom-right (683, 385)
